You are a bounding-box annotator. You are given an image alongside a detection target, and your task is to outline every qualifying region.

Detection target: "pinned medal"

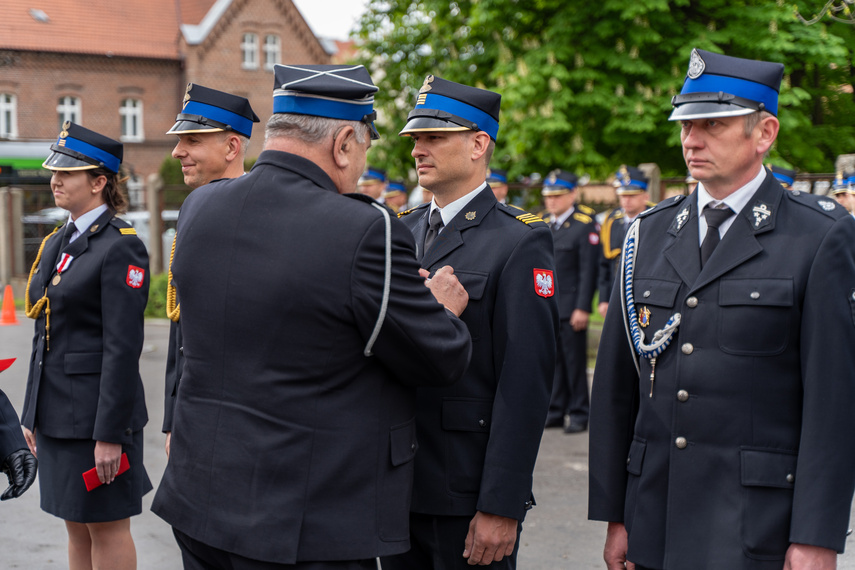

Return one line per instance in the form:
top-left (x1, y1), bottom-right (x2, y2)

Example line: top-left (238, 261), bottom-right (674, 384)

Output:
top-left (638, 306), bottom-right (651, 328)
top-left (52, 275), bottom-right (61, 286)
top-left (465, 211), bottom-right (476, 221)
top-left (53, 253), bottom-right (74, 285)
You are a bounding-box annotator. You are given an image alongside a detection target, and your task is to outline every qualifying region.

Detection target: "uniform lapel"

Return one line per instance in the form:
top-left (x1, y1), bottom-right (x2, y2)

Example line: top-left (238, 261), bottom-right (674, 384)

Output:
top-left (63, 209), bottom-right (113, 260)
top-left (413, 209), bottom-right (429, 262)
top-left (422, 187), bottom-right (496, 268)
top-left (663, 195), bottom-right (701, 287)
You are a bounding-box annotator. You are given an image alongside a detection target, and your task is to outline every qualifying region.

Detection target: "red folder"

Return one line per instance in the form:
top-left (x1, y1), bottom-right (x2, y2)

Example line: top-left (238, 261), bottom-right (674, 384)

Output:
top-left (82, 453), bottom-right (130, 492)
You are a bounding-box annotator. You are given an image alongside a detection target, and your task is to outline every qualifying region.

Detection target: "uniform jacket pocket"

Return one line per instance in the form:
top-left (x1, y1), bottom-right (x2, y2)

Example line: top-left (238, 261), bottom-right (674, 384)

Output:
top-left (719, 278), bottom-right (793, 356)
top-left (64, 352), bottom-right (102, 375)
top-left (390, 418), bottom-right (418, 467)
top-left (740, 447), bottom-right (797, 560)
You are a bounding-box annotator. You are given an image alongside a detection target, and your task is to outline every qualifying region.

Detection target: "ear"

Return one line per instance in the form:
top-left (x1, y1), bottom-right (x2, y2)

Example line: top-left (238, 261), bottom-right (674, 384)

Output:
top-left (470, 131), bottom-right (491, 162)
top-left (90, 174), bottom-right (108, 194)
top-left (332, 125), bottom-right (356, 169)
top-left (755, 115), bottom-right (779, 155)
top-left (225, 135), bottom-right (242, 162)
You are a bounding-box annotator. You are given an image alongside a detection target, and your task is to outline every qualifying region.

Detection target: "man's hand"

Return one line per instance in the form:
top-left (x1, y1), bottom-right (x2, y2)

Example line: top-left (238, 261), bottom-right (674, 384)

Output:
top-left (604, 522), bottom-right (635, 570)
top-left (165, 431), bottom-right (171, 458)
top-left (94, 440), bottom-right (123, 485)
top-left (1, 449), bottom-right (37, 500)
top-left (421, 266), bottom-right (469, 317)
top-left (462, 511), bottom-right (518, 565)
top-left (598, 301), bottom-right (609, 319)
top-left (784, 543), bottom-right (837, 570)
top-left (570, 309), bottom-right (590, 332)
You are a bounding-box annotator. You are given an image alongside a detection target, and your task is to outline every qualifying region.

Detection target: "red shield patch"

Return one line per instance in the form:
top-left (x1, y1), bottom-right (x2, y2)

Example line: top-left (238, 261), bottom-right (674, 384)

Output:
top-left (533, 269), bottom-right (554, 298)
top-left (126, 265), bottom-right (145, 289)
top-left (588, 232), bottom-right (600, 245)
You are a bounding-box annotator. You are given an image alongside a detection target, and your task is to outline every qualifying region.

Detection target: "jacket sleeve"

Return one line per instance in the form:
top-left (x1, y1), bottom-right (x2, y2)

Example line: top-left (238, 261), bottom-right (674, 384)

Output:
top-left (350, 215), bottom-right (471, 388)
top-left (477, 225), bottom-right (559, 521)
top-left (92, 234), bottom-right (150, 443)
top-left (0, 390), bottom-right (26, 459)
top-left (789, 215), bottom-right (855, 552)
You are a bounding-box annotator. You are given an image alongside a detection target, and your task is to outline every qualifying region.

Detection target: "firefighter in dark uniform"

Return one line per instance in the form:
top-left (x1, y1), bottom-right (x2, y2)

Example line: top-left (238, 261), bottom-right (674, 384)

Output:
top-left (770, 164), bottom-right (797, 190)
top-left (831, 171), bottom-right (855, 217)
top-left (588, 49), bottom-right (855, 570)
top-left (597, 166), bottom-right (654, 319)
top-left (22, 123), bottom-right (150, 568)
top-left (151, 64), bottom-right (472, 569)
top-left (0, 359), bottom-right (37, 500)
top-left (487, 168), bottom-right (509, 204)
top-left (383, 76), bottom-right (559, 569)
top-left (383, 180), bottom-right (409, 213)
top-left (539, 170), bottom-right (599, 434)
top-left (162, 84), bottom-right (259, 457)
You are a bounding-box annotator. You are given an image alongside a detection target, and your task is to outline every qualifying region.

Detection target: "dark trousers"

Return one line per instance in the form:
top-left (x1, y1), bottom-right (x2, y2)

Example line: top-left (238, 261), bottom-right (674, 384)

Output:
top-left (380, 513), bottom-right (520, 570)
top-left (173, 528), bottom-right (377, 570)
top-left (547, 321), bottom-right (589, 424)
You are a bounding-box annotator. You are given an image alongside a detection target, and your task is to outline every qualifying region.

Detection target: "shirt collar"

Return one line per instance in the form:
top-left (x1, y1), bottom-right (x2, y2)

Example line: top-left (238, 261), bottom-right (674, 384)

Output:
top-left (429, 181), bottom-right (487, 226)
top-left (696, 165), bottom-right (766, 215)
top-left (66, 204), bottom-right (109, 242)
top-left (553, 205), bottom-right (575, 226)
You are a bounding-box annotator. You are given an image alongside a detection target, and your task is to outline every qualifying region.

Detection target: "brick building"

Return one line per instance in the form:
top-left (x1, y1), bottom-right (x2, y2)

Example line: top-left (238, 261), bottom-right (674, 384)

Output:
top-left (0, 0), bottom-right (332, 181)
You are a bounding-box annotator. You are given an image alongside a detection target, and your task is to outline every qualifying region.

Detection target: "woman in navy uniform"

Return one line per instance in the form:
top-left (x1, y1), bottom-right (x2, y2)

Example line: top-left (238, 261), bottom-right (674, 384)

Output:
top-left (22, 123), bottom-right (150, 569)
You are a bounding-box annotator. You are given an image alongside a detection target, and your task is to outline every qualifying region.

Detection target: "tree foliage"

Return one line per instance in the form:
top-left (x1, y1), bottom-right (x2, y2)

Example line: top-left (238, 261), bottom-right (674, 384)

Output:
top-left (354, 0), bottom-right (855, 183)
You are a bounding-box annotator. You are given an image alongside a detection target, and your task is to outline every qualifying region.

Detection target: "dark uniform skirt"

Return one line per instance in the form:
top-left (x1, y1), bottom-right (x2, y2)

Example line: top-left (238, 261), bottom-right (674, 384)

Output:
top-left (36, 430), bottom-right (152, 523)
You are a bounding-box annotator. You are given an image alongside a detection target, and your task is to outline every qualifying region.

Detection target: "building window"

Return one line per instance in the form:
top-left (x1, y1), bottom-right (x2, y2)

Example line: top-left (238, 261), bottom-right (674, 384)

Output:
top-left (264, 35), bottom-right (281, 70)
top-left (57, 96), bottom-right (81, 129)
top-left (241, 33), bottom-right (259, 69)
top-left (0, 94), bottom-right (17, 139)
top-left (119, 98), bottom-right (144, 142)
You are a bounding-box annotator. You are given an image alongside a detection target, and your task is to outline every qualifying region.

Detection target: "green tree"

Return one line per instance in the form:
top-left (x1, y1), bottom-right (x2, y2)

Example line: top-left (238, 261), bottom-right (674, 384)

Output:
top-left (355, 0), bottom-right (855, 182)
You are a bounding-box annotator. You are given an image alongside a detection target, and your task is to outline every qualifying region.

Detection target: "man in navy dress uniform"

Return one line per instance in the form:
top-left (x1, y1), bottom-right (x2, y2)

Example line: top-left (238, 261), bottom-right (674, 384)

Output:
top-left (769, 165), bottom-right (797, 191)
top-left (0, 359), bottom-right (37, 500)
top-left (539, 170), bottom-right (599, 434)
top-left (588, 48), bottom-right (855, 570)
top-left (487, 168), bottom-right (509, 204)
top-left (162, 84), bottom-right (260, 457)
top-left (382, 76), bottom-right (558, 569)
top-left (152, 64), bottom-right (472, 569)
top-left (597, 166), bottom-right (653, 319)
top-left (831, 171), bottom-right (855, 217)
top-left (357, 165), bottom-right (388, 202)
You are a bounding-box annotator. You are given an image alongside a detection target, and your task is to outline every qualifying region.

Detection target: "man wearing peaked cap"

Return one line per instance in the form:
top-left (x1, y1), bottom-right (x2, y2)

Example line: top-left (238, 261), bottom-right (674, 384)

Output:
top-left (357, 165), bottom-right (387, 201)
top-left (589, 48), bottom-right (855, 569)
top-left (168, 83), bottom-right (260, 190)
top-left (152, 64), bottom-right (472, 568)
top-left (383, 180), bottom-right (409, 213)
top-left (487, 168), bottom-right (509, 204)
top-left (162, 84), bottom-right (260, 460)
top-left (384, 76), bottom-right (558, 569)
top-left (539, 169), bottom-right (599, 435)
top-left (831, 171), bottom-right (855, 216)
top-left (769, 165), bottom-right (797, 190)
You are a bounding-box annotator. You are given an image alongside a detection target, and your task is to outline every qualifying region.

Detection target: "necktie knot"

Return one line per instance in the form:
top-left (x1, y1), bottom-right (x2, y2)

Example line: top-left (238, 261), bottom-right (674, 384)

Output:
top-left (700, 205), bottom-right (734, 267)
top-left (424, 208), bottom-right (444, 253)
top-left (704, 205), bottom-right (734, 229)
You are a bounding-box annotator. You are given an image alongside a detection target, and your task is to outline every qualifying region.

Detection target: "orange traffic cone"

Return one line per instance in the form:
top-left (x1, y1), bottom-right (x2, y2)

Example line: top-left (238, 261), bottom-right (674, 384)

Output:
top-left (0, 284), bottom-right (19, 326)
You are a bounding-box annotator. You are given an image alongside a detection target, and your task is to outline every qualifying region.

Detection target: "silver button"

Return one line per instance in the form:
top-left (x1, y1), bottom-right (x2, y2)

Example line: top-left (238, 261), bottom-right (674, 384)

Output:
top-left (750, 291), bottom-right (760, 300)
top-left (675, 437), bottom-right (688, 449)
top-left (681, 343), bottom-right (694, 355)
top-left (786, 473), bottom-right (795, 484)
top-left (411, 443), bottom-right (416, 451)
top-left (792, 190), bottom-right (801, 196)
top-left (686, 297), bottom-right (698, 308)
top-left (478, 419), bottom-right (486, 427)
top-left (627, 457), bottom-right (631, 465)
top-left (643, 290), bottom-right (651, 298)
top-left (677, 390), bottom-right (689, 402)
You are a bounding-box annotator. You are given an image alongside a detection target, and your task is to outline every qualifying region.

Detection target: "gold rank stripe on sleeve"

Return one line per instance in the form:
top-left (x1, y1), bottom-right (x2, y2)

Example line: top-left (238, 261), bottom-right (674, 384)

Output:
top-left (515, 213), bottom-right (544, 225)
top-left (119, 228), bottom-right (137, 236)
top-left (572, 212), bottom-right (593, 224)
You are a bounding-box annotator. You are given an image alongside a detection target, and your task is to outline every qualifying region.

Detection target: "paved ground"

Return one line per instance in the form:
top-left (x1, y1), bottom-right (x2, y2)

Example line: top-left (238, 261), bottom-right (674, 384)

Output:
top-left (0, 317), bottom-right (853, 568)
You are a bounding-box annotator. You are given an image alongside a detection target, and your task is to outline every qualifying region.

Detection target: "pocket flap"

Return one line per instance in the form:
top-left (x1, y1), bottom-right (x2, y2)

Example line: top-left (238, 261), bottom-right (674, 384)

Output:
top-left (626, 438), bottom-right (647, 476)
top-left (64, 352), bottom-right (102, 375)
top-left (633, 279), bottom-right (680, 308)
top-left (454, 270), bottom-right (489, 301)
top-left (740, 448), bottom-right (797, 489)
top-left (390, 419), bottom-right (418, 467)
top-left (720, 278), bottom-right (793, 307)
top-left (442, 398), bottom-right (492, 432)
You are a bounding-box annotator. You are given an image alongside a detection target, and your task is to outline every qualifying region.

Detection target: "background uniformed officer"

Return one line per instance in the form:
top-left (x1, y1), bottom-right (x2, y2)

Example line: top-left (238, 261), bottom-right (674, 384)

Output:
top-left (832, 171), bottom-right (855, 217)
top-left (770, 164), bottom-right (797, 190)
top-left (589, 48), bottom-right (855, 570)
top-left (383, 180), bottom-right (409, 212)
top-left (357, 165), bottom-right (388, 202)
top-left (0, 359), bottom-right (36, 501)
top-left (487, 168), bottom-right (509, 204)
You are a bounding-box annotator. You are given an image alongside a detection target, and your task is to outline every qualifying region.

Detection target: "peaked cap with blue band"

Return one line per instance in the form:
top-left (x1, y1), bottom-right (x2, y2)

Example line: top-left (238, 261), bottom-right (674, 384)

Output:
top-left (541, 169), bottom-right (579, 196)
top-left (358, 166), bottom-right (387, 185)
top-left (669, 48), bottom-right (784, 121)
top-left (167, 83), bottom-right (259, 138)
top-left (272, 64), bottom-right (379, 140)
top-left (832, 171), bottom-right (855, 194)
top-left (613, 165), bottom-right (649, 195)
top-left (399, 76), bottom-right (501, 141)
top-left (487, 168), bottom-right (508, 184)
top-left (43, 122), bottom-right (122, 174)
top-left (770, 165), bottom-right (796, 189)
top-left (385, 180), bottom-right (407, 197)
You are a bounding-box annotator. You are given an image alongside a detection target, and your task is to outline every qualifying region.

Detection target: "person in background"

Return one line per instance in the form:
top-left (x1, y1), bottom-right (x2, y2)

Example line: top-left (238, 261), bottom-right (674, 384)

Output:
top-left (384, 180), bottom-right (409, 213)
top-left (487, 168), bottom-right (509, 204)
top-left (831, 171), bottom-right (855, 217)
top-left (770, 165), bottom-right (797, 191)
top-left (0, 358), bottom-right (37, 501)
top-left (357, 165), bottom-right (388, 203)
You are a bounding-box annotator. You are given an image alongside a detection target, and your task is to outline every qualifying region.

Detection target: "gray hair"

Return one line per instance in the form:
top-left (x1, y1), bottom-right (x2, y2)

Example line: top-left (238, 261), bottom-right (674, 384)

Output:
top-left (265, 113), bottom-right (369, 146)
top-left (743, 110), bottom-right (774, 137)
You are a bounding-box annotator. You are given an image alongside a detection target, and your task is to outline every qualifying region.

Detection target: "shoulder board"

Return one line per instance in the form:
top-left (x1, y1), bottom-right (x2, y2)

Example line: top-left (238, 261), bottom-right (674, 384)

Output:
top-left (119, 228), bottom-right (137, 236)
top-left (646, 201), bottom-right (657, 209)
top-left (784, 190), bottom-right (849, 220)
top-left (507, 204), bottom-right (526, 212)
top-left (496, 203), bottom-right (547, 227)
top-left (638, 194), bottom-right (685, 219)
top-left (577, 204), bottom-right (596, 215)
top-left (572, 212), bottom-right (593, 224)
top-left (606, 209), bottom-right (623, 220)
top-left (397, 202), bottom-right (429, 218)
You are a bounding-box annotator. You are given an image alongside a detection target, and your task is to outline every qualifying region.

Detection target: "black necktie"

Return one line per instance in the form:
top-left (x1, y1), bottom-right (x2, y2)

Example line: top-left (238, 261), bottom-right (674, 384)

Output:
top-left (62, 223), bottom-right (76, 248)
top-left (424, 208), bottom-right (444, 252)
top-left (700, 206), bottom-right (734, 267)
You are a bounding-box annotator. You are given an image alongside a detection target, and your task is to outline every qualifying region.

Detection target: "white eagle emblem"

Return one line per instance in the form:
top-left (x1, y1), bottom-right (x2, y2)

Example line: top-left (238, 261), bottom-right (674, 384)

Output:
top-left (126, 265), bottom-right (145, 289)
top-left (534, 269), bottom-right (554, 298)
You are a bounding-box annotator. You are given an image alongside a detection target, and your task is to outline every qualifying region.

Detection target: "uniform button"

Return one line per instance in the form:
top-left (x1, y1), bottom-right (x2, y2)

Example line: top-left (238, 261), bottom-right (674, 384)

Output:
top-left (38, 361), bottom-right (42, 367)
top-left (686, 297), bottom-right (698, 308)
top-left (786, 473), bottom-right (795, 484)
top-left (179, 347), bottom-right (184, 355)
top-left (410, 443), bottom-right (416, 451)
top-left (626, 457), bottom-right (631, 465)
top-left (643, 290), bottom-right (651, 298)
top-left (677, 390), bottom-right (689, 402)
top-left (675, 437), bottom-right (688, 449)
top-left (681, 343), bottom-right (694, 355)
top-left (478, 419), bottom-right (486, 427)
top-left (124, 428), bottom-right (133, 436)
top-left (750, 291), bottom-right (760, 300)
top-left (792, 190), bottom-right (801, 196)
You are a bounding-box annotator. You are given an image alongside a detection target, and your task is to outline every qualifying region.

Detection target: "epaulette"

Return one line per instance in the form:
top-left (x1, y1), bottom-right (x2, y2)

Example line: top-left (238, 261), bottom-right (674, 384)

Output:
top-left (605, 208), bottom-right (624, 221)
top-left (577, 204), bottom-right (596, 215)
top-left (637, 194), bottom-right (685, 219)
top-left (784, 189), bottom-right (849, 220)
top-left (497, 202), bottom-right (548, 227)
top-left (397, 202), bottom-right (429, 218)
top-left (109, 217), bottom-right (137, 235)
top-left (572, 212), bottom-right (593, 224)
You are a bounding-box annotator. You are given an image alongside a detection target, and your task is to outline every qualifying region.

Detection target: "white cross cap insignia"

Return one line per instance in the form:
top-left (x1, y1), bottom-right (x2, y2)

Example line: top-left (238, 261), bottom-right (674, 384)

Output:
top-left (687, 49), bottom-right (706, 80)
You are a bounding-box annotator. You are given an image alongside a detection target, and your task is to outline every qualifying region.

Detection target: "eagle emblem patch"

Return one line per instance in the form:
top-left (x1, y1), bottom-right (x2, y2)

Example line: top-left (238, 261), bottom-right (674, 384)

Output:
top-left (534, 269), bottom-right (554, 298)
top-left (126, 265), bottom-right (145, 289)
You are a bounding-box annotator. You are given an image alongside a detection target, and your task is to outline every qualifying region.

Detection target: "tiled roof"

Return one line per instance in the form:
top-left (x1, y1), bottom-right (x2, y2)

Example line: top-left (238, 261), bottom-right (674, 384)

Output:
top-left (0, 0), bottom-right (218, 60)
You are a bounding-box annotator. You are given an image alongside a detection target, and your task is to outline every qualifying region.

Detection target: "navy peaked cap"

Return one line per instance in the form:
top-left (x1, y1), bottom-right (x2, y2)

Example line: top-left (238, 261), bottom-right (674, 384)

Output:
top-left (359, 166), bottom-right (387, 185)
top-left (272, 64), bottom-right (379, 139)
top-left (770, 165), bottom-right (796, 188)
top-left (168, 83), bottom-right (259, 138)
top-left (670, 48), bottom-right (784, 121)
top-left (542, 169), bottom-right (579, 196)
top-left (487, 168), bottom-right (508, 184)
top-left (43, 122), bottom-right (123, 174)
top-left (399, 76), bottom-right (501, 141)
top-left (613, 165), bottom-right (649, 194)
